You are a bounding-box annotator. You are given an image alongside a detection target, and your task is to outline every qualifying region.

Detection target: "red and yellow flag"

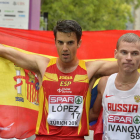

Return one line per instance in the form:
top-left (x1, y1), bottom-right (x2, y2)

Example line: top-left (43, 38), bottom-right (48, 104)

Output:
top-left (0, 27), bottom-right (140, 139)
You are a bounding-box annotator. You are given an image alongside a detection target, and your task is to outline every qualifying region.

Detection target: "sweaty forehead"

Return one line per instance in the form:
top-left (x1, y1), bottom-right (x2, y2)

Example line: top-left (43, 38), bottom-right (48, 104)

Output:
top-left (56, 31), bottom-right (77, 41)
top-left (119, 41), bottom-right (140, 51)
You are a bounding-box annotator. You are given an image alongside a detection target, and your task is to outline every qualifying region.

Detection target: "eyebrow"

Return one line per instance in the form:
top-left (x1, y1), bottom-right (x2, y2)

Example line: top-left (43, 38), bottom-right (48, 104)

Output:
top-left (57, 40), bottom-right (75, 42)
top-left (120, 49), bottom-right (139, 52)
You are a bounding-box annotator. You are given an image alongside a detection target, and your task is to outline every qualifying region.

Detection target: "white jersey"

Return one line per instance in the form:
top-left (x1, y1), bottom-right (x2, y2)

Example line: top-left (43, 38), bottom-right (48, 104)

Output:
top-left (102, 73), bottom-right (140, 140)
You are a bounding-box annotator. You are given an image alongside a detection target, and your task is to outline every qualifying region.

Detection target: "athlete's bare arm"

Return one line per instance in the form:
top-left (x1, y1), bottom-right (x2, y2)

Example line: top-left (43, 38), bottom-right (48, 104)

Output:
top-left (86, 60), bottom-right (118, 90)
top-left (0, 44), bottom-right (50, 83)
top-left (89, 76), bottom-right (108, 122)
top-left (86, 60), bottom-right (118, 80)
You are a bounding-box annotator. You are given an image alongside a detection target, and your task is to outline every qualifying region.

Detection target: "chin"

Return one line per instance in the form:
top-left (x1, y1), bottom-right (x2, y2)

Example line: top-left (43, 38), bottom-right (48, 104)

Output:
top-left (123, 69), bottom-right (134, 73)
top-left (62, 59), bottom-right (71, 63)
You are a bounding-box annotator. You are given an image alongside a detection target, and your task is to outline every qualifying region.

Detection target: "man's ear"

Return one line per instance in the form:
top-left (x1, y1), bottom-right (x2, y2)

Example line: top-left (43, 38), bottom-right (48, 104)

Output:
top-left (77, 39), bottom-right (82, 48)
top-left (114, 49), bottom-right (117, 59)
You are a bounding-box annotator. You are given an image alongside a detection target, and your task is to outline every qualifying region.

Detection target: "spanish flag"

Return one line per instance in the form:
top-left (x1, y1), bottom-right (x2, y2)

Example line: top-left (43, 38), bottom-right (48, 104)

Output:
top-left (0, 27), bottom-right (140, 139)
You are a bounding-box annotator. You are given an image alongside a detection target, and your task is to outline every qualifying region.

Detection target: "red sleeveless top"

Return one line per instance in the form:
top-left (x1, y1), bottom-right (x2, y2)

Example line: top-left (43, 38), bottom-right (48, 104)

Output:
top-left (35, 58), bottom-right (90, 139)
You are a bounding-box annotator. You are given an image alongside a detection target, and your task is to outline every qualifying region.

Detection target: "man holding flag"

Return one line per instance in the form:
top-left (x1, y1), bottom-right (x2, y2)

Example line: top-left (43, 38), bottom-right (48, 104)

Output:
top-left (0, 20), bottom-right (118, 140)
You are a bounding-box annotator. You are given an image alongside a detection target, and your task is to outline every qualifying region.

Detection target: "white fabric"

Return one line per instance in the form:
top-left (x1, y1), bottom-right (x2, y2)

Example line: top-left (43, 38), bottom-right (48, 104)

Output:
top-left (102, 73), bottom-right (140, 140)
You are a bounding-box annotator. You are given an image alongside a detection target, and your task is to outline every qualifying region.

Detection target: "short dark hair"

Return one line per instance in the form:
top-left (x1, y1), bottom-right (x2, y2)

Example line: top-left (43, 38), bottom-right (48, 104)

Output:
top-left (116, 33), bottom-right (140, 49)
top-left (53, 20), bottom-right (82, 43)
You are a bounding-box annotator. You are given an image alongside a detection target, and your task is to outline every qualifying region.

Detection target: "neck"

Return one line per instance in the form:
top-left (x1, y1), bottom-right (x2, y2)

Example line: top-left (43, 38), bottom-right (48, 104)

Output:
top-left (115, 71), bottom-right (139, 90)
top-left (56, 58), bottom-right (79, 73)
top-left (116, 71), bottom-right (139, 84)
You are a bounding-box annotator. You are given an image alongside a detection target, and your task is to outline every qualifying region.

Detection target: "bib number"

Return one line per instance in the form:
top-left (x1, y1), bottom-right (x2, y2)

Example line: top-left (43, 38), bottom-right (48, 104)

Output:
top-left (47, 95), bottom-right (83, 126)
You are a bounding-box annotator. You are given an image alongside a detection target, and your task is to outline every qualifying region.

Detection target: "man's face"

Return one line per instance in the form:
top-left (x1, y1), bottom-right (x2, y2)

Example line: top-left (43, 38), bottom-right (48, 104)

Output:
top-left (55, 31), bottom-right (81, 63)
top-left (115, 41), bottom-right (140, 73)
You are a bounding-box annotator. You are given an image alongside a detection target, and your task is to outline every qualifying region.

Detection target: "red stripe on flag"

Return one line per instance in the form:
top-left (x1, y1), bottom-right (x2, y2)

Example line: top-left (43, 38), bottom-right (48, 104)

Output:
top-left (1, 27), bottom-right (140, 59)
top-left (0, 105), bottom-right (38, 139)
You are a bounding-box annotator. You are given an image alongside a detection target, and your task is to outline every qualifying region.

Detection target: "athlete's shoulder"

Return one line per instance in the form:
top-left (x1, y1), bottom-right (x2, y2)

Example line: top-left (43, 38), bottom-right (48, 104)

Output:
top-left (85, 60), bottom-right (103, 79)
top-left (85, 60), bottom-right (109, 75)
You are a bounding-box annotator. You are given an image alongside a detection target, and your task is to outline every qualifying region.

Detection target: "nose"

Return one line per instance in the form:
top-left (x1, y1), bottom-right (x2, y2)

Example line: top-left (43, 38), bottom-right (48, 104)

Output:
top-left (126, 53), bottom-right (132, 61)
top-left (63, 43), bottom-right (68, 51)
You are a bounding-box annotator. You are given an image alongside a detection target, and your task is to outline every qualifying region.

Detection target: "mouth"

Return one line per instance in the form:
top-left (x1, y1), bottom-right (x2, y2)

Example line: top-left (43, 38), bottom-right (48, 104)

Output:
top-left (123, 63), bottom-right (133, 66)
top-left (62, 54), bottom-right (69, 58)
top-left (62, 54), bottom-right (69, 56)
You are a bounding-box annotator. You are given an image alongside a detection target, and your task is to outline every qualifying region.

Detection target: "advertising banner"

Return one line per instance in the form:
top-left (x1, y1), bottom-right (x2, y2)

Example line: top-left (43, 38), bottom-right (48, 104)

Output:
top-left (0, 0), bottom-right (29, 29)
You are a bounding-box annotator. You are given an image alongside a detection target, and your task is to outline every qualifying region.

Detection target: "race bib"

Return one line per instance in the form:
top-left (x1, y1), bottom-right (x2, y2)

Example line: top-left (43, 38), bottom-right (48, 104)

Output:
top-left (47, 95), bottom-right (83, 126)
top-left (106, 115), bottom-right (140, 140)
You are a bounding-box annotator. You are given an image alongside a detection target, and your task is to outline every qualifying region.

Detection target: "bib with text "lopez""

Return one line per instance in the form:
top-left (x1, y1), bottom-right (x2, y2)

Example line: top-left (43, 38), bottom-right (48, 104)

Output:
top-left (47, 95), bottom-right (83, 126)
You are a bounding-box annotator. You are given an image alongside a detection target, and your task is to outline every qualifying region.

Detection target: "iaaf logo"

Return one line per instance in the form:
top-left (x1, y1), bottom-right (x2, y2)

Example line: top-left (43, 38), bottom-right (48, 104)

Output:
top-left (57, 88), bottom-right (72, 93)
top-left (49, 95), bottom-right (74, 104)
top-left (108, 115), bottom-right (132, 124)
